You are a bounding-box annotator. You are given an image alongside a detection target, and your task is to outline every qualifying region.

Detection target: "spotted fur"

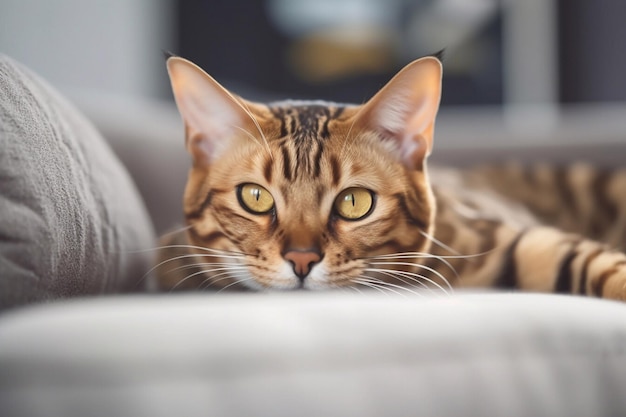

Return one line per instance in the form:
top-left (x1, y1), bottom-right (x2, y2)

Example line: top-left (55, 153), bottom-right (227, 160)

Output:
top-left (155, 56), bottom-right (626, 301)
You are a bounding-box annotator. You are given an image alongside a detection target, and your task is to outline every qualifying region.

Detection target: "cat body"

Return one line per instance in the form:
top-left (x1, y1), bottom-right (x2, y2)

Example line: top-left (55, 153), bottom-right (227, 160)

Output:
top-left (156, 56), bottom-right (626, 301)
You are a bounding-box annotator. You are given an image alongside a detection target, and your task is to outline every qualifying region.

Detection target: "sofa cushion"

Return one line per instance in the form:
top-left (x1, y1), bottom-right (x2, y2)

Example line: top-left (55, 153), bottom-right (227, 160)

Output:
top-left (0, 292), bottom-right (625, 417)
top-left (0, 54), bottom-right (155, 309)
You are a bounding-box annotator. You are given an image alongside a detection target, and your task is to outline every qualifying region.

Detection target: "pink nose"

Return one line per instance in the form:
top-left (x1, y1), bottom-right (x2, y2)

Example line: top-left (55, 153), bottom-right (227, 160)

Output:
top-left (284, 250), bottom-right (322, 280)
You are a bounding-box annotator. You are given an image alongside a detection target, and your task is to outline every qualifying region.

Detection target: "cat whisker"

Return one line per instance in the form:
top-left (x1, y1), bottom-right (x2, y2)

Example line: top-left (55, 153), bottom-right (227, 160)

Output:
top-left (366, 250), bottom-right (492, 260)
top-left (339, 112), bottom-right (360, 159)
top-left (163, 261), bottom-right (246, 277)
top-left (353, 277), bottom-right (414, 297)
top-left (366, 253), bottom-right (460, 282)
top-left (170, 269), bottom-right (209, 292)
top-left (157, 224), bottom-right (194, 240)
top-left (363, 268), bottom-right (434, 293)
top-left (152, 251), bottom-right (246, 271)
top-left (419, 230), bottom-right (465, 256)
top-left (140, 252), bottom-right (246, 287)
top-left (123, 240), bottom-right (250, 287)
top-left (367, 268), bottom-right (431, 292)
top-left (233, 125), bottom-right (267, 152)
top-left (364, 267), bottom-right (452, 295)
top-left (199, 270), bottom-right (250, 290)
top-left (157, 244), bottom-right (249, 256)
top-left (133, 249), bottom-right (241, 290)
top-left (174, 261), bottom-right (244, 268)
top-left (339, 96), bottom-right (370, 159)
top-left (171, 265), bottom-right (248, 291)
top-left (237, 99), bottom-right (273, 160)
top-left (418, 230), bottom-right (503, 260)
top-left (129, 244), bottom-right (248, 257)
top-left (155, 263), bottom-right (228, 291)
top-left (357, 276), bottom-right (423, 297)
top-left (368, 261), bottom-right (454, 292)
top-left (347, 285), bottom-right (365, 295)
top-left (217, 276), bottom-right (256, 293)
top-left (352, 278), bottom-right (394, 296)
top-left (197, 270), bottom-right (237, 289)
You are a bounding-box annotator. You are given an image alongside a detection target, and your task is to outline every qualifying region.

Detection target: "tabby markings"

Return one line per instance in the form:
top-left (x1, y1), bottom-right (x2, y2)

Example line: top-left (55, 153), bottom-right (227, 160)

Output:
top-left (270, 104), bottom-right (346, 180)
top-left (554, 247), bottom-right (578, 293)
top-left (461, 218), bottom-right (500, 272)
top-left (578, 248), bottom-right (603, 295)
top-left (281, 147), bottom-right (292, 181)
top-left (329, 155), bottom-right (342, 186)
top-left (188, 227), bottom-right (226, 246)
top-left (494, 230), bottom-right (527, 289)
top-left (313, 146), bottom-right (324, 178)
top-left (553, 167), bottom-right (578, 216)
top-left (590, 171), bottom-right (618, 238)
top-left (186, 190), bottom-right (215, 220)
top-left (393, 192), bottom-right (428, 230)
top-left (593, 260), bottom-right (626, 297)
top-left (263, 157), bottom-right (273, 183)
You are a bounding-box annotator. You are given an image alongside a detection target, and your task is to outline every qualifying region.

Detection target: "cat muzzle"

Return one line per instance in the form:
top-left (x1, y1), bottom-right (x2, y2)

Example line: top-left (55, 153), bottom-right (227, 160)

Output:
top-left (283, 250), bottom-right (323, 281)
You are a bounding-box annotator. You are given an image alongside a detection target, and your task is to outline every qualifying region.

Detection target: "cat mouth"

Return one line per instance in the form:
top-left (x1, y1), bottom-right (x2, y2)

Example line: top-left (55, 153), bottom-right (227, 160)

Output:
top-left (243, 262), bottom-right (343, 291)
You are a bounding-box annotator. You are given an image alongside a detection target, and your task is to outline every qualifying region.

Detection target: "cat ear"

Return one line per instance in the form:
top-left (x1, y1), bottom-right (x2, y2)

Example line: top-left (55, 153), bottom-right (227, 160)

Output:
top-left (166, 56), bottom-right (256, 166)
top-left (356, 56), bottom-right (442, 169)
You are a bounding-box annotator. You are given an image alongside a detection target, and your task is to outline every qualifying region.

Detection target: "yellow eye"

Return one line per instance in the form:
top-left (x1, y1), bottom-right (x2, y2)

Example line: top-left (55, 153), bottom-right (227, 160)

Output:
top-left (238, 183), bottom-right (275, 214)
top-left (334, 187), bottom-right (375, 220)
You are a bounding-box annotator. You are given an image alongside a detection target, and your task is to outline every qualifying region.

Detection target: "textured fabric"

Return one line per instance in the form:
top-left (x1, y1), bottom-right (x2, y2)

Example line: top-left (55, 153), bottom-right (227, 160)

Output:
top-left (0, 54), bottom-right (155, 309)
top-left (1, 292), bottom-right (625, 417)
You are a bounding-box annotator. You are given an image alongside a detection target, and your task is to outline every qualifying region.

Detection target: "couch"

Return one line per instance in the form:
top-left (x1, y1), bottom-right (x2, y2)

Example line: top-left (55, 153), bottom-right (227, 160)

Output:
top-left (1, 54), bottom-right (626, 417)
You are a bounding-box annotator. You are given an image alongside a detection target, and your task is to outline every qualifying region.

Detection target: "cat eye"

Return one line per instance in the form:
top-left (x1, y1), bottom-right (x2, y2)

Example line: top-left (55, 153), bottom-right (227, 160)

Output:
top-left (237, 183), bottom-right (275, 214)
top-left (334, 187), bottom-right (375, 220)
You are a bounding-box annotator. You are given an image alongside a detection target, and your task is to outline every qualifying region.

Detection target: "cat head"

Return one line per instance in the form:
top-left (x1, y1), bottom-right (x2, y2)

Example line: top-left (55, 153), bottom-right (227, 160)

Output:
top-left (166, 55), bottom-right (442, 290)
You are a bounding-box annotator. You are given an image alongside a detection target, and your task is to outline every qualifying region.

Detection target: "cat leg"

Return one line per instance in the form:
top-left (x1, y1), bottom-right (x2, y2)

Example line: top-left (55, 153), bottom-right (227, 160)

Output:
top-left (499, 226), bottom-right (626, 301)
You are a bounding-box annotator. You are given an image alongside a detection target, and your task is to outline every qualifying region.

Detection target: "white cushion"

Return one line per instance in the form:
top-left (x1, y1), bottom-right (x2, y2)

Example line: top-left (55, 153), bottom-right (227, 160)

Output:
top-left (1, 292), bottom-right (625, 417)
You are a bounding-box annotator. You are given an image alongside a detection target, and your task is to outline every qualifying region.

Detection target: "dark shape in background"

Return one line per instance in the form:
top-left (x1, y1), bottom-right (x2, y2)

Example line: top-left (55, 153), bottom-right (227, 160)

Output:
top-left (177, 0), bottom-right (504, 106)
top-left (558, 0), bottom-right (626, 103)
top-left (178, 0), bottom-right (626, 107)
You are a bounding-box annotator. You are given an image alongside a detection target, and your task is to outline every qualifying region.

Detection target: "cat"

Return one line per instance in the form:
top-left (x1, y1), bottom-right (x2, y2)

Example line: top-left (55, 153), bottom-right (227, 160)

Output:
top-left (154, 54), bottom-right (626, 301)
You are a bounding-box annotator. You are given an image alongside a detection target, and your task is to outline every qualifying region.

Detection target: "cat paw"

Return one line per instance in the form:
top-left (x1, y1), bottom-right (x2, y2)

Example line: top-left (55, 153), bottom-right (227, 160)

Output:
top-left (586, 249), bottom-right (626, 301)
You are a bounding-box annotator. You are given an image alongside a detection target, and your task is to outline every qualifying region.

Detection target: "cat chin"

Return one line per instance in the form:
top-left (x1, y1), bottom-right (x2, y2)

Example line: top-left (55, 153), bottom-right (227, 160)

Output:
top-left (303, 266), bottom-right (336, 290)
top-left (241, 263), bottom-right (337, 291)
top-left (239, 263), bottom-right (302, 291)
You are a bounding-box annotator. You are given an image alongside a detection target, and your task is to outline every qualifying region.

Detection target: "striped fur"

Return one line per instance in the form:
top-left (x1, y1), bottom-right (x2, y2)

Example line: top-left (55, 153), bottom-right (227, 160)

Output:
top-left (425, 166), bottom-right (626, 300)
top-left (156, 56), bottom-right (626, 301)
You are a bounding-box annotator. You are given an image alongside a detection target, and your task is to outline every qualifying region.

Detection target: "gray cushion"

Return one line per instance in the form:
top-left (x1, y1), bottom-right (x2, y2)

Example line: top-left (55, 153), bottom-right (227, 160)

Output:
top-left (0, 292), bottom-right (625, 417)
top-left (0, 54), bottom-right (155, 309)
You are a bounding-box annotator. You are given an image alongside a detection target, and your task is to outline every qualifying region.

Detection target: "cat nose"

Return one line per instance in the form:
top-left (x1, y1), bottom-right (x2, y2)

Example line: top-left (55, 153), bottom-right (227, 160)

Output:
top-left (284, 249), bottom-right (322, 281)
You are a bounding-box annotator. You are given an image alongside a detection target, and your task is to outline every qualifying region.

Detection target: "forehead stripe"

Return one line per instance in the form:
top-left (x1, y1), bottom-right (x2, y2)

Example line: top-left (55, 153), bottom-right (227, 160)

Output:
top-left (282, 146), bottom-right (293, 181)
top-left (263, 156), bottom-right (273, 183)
top-left (313, 144), bottom-right (324, 178)
top-left (329, 155), bottom-right (342, 186)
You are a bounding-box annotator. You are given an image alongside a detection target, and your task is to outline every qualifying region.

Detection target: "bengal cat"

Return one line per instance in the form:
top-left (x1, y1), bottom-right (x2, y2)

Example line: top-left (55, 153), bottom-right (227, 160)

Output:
top-left (154, 54), bottom-right (626, 301)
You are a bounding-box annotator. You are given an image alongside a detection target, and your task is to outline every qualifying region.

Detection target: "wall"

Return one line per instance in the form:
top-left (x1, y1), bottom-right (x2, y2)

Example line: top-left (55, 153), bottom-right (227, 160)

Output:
top-left (0, 0), bottom-right (175, 98)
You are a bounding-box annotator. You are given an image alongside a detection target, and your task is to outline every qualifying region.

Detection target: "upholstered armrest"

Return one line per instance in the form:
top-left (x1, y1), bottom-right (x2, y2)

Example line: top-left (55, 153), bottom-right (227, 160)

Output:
top-left (1, 292), bottom-right (625, 417)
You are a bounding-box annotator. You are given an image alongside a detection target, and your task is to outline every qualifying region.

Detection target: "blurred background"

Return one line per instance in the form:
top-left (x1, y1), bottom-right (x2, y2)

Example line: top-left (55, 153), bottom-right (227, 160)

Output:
top-left (2, 0), bottom-right (626, 149)
top-left (2, 0), bottom-right (626, 234)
